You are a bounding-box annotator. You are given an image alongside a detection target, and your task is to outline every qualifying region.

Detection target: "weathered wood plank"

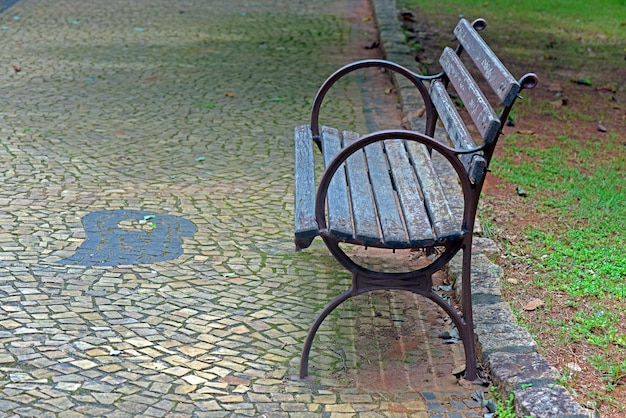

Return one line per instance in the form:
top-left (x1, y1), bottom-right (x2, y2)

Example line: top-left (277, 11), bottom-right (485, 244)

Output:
top-left (439, 47), bottom-right (501, 145)
top-left (430, 80), bottom-right (488, 184)
top-left (454, 18), bottom-right (520, 106)
top-left (363, 140), bottom-right (408, 247)
top-left (343, 131), bottom-right (382, 246)
top-left (430, 80), bottom-right (476, 152)
top-left (405, 141), bottom-right (460, 239)
top-left (383, 140), bottom-right (435, 245)
top-left (294, 125), bottom-right (319, 249)
top-left (321, 126), bottom-right (354, 241)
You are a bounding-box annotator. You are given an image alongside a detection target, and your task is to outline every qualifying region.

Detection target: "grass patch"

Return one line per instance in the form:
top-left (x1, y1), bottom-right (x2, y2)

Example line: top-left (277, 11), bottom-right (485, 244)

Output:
top-left (492, 134), bottom-right (625, 297)
top-left (400, 0), bottom-right (626, 81)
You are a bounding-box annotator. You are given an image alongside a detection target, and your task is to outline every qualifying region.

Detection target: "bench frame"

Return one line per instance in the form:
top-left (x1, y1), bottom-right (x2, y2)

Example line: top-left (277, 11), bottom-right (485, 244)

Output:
top-left (294, 18), bottom-right (537, 381)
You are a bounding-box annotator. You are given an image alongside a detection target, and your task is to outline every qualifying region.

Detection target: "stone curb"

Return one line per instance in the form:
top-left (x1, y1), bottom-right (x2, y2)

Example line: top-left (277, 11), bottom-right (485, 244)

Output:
top-left (370, 0), bottom-right (591, 416)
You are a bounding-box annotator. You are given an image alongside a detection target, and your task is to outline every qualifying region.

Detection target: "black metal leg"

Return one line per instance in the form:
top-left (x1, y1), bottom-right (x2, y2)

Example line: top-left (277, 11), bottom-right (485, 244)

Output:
top-left (460, 245), bottom-right (477, 381)
top-left (298, 288), bottom-right (353, 380)
top-left (300, 238), bottom-right (478, 382)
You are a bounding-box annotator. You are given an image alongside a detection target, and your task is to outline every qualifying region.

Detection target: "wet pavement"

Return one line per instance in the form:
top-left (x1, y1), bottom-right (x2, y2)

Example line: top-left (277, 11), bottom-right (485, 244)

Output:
top-left (0, 0), bottom-right (485, 416)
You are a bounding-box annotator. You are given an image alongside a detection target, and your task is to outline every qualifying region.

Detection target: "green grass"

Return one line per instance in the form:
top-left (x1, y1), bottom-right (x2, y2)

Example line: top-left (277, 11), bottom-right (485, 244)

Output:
top-left (399, 0), bottom-right (626, 40)
top-left (493, 133), bottom-right (626, 298)
top-left (399, 0), bottom-right (626, 80)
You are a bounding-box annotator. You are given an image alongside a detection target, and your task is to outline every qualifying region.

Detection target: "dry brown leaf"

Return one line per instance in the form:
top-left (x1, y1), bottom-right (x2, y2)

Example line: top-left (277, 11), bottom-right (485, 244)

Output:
top-left (523, 298), bottom-right (545, 311)
top-left (595, 84), bottom-right (615, 92)
top-left (516, 130), bottom-right (535, 135)
top-left (457, 378), bottom-right (473, 390)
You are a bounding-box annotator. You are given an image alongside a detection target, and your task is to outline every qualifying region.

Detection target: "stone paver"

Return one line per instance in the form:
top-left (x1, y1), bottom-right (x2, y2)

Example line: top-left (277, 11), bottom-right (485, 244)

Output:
top-left (0, 0), bottom-right (485, 416)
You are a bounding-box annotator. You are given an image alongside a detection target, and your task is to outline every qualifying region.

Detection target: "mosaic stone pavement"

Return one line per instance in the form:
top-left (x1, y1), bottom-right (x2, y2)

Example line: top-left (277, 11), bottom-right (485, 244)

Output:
top-left (0, 0), bottom-right (485, 416)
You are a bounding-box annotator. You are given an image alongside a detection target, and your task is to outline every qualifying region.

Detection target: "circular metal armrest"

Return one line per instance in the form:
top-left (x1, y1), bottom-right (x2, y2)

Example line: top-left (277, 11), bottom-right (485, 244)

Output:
top-left (310, 60), bottom-right (437, 140)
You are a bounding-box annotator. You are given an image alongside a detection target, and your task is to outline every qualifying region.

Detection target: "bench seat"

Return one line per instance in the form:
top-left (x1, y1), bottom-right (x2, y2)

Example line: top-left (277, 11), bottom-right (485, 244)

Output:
top-left (295, 124), bottom-right (464, 250)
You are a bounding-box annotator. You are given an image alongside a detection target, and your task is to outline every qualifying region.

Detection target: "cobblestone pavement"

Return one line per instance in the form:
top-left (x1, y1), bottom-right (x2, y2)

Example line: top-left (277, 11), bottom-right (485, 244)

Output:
top-left (0, 0), bottom-right (485, 416)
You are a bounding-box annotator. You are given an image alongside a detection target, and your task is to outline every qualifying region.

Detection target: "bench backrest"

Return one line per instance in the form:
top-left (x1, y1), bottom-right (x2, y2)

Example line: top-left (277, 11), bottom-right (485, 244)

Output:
top-left (429, 18), bottom-right (537, 184)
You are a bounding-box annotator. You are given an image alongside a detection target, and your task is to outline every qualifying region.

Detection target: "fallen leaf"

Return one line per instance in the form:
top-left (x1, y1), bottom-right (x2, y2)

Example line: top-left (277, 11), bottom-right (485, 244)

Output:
top-left (225, 92), bottom-right (235, 97)
top-left (597, 121), bottom-right (607, 132)
top-left (195, 156), bottom-right (206, 162)
top-left (415, 107), bottom-right (425, 117)
top-left (12, 65), bottom-right (21, 73)
top-left (362, 16), bottom-right (372, 22)
top-left (595, 84), bottom-right (615, 92)
top-left (516, 129), bottom-right (535, 135)
top-left (452, 364), bottom-right (466, 377)
top-left (571, 77), bottom-right (592, 86)
top-left (523, 298), bottom-right (544, 311)
top-left (457, 377), bottom-right (473, 390)
top-left (364, 41), bottom-right (379, 50)
top-left (384, 87), bottom-right (393, 94)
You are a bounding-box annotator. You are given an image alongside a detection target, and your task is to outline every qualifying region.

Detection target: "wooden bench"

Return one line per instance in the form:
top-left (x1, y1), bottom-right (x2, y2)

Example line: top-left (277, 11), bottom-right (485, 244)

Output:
top-left (294, 17), bottom-right (537, 381)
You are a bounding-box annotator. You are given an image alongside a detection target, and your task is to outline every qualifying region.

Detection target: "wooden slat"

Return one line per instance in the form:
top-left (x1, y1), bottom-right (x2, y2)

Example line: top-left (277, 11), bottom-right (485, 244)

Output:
top-left (294, 125), bottom-right (319, 249)
top-left (383, 140), bottom-right (435, 245)
top-left (439, 47), bottom-right (501, 145)
top-left (430, 80), bottom-right (476, 151)
top-left (363, 140), bottom-right (408, 247)
top-left (454, 18), bottom-right (520, 106)
top-left (343, 131), bottom-right (382, 246)
top-left (321, 126), bottom-right (354, 241)
top-left (405, 141), bottom-right (460, 238)
top-left (430, 80), bottom-right (488, 184)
